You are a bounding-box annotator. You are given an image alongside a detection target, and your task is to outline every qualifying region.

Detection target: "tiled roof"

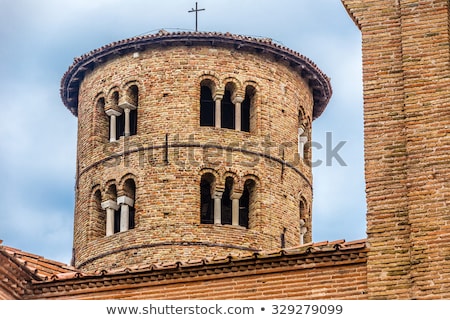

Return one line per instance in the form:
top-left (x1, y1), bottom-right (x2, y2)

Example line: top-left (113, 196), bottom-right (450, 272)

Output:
top-left (60, 30), bottom-right (332, 119)
top-left (34, 239), bottom-right (367, 282)
top-left (1, 239), bottom-right (367, 298)
top-left (0, 245), bottom-right (76, 280)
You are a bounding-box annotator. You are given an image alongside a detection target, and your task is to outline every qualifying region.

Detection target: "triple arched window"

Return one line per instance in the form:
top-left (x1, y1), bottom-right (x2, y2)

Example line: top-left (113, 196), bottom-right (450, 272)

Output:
top-left (200, 81), bottom-right (255, 133)
top-left (200, 173), bottom-right (255, 228)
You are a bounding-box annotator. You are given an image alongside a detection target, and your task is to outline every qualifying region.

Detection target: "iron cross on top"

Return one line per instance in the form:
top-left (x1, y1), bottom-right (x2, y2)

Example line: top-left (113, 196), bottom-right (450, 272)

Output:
top-left (188, 2), bottom-right (205, 32)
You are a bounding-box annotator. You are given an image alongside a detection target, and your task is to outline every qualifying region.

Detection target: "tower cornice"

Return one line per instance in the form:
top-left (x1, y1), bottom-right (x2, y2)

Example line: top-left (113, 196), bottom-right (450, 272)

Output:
top-left (60, 30), bottom-right (332, 119)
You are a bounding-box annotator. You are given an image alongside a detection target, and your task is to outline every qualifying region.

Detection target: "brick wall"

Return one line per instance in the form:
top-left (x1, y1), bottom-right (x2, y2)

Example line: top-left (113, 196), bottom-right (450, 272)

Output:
top-left (342, 0), bottom-right (450, 299)
top-left (69, 37), bottom-right (329, 271)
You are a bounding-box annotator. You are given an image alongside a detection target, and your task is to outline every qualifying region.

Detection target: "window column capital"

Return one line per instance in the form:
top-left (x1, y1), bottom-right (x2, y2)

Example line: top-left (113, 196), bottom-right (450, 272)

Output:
top-left (118, 102), bottom-right (137, 111)
top-left (101, 200), bottom-right (119, 211)
top-left (117, 195), bottom-right (134, 207)
top-left (230, 192), bottom-right (242, 200)
top-left (105, 108), bottom-right (122, 117)
top-left (213, 91), bottom-right (224, 101)
top-left (231, 95), bottom-right (244, 104)
top-left (213, 191), bottom-right (223, 199)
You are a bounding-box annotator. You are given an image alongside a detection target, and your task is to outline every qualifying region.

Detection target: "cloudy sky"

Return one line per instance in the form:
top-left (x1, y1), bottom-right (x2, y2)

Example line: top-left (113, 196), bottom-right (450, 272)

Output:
top-left (0, 0), bottom-right (365, 264)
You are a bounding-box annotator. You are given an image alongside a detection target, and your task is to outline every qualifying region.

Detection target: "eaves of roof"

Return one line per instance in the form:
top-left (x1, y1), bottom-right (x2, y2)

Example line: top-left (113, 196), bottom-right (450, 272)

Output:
top-left (60, 30), bottom-right (332, 119)
top-left (25, 239), bottom-right (367, 298)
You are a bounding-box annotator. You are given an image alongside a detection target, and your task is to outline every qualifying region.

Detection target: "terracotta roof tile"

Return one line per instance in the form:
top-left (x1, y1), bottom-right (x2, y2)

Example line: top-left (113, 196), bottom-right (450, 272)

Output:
top-left (3, 239), bottom-right (368, 284)
top-left (1, 245), bottom-right (76, 280)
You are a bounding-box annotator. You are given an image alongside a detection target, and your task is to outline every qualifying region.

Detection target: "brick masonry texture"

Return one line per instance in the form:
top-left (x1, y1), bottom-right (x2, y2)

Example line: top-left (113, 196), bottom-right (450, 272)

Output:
top-left (69, 33), bottom-right (330, 271)
top-left (7, 241), bottom-right (368, 300)
top-left (342, 0), bottom-right (450, 299)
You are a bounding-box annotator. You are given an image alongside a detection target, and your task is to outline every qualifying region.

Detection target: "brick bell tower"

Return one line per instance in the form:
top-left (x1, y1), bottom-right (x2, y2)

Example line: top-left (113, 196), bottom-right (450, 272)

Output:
top-left (342, 0), bottom-right (450, 299)
top-left (61, 31), bottom-right (331, 271)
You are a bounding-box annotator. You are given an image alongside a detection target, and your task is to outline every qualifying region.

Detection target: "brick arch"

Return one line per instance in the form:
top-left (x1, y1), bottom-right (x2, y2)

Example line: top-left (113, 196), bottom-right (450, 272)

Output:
top-left (94, 91), bottom-right (106, 104)
top-left (106, 87), bottom-right (120, 108)
top-left (118, 173), bottom-right (138, 198)
top-left (92, 94), bottom-right (108, 141)
top-left (88, 185), bottom-right (105, 241)
top-left (298, 194), bottom-right (310, 244)
top-left (104, 179), bottom-right (118, 201)
top-left (222, 77), bottom-right (242, 98)
top-left (221, 170), bottom-right (239, 189)
top-left (199, 73), bottom-right (220, 97)
top-left (298, 106), bottom-right (307, 126)
top-left (199, 167), bottom-right (220, 181)
top-left (121, 79), bottom-right (141, 91)
top-left (237, 173), bottom-right (261, 190)
top-left (199, 168), bottom-right (219, 225)
top-left (242, 81), bottom-right (259, 133)
top-left (199, 76), bottom-right (218, 127)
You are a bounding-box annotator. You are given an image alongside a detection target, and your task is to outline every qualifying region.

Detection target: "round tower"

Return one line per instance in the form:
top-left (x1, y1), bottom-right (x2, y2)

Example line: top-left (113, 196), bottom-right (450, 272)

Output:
top-left (61, 31), bottom-right (331, 271)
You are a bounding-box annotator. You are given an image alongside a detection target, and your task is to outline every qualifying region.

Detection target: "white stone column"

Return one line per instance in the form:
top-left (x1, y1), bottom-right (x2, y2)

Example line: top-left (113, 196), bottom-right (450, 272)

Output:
top-left (231, 193), bottom-right (242, 226)
top-left (298, 126), bottom-right (308, 159)
top-left (232, 97), bottom-right (244, 131)
top-left (118, 102), bottom-right (137, 137)
top-left (214, 94), bottom-right (223, 128)
top-left (105, 109), bottom-right (122, 142)
top-left (101, 200), bottom-right (119, 236)
top-left (117, 195), bottom-right (135, 232)
top-left (213, 191), bottom-right (223, 224)
top-left (299, 219), bottom-right (307, 245)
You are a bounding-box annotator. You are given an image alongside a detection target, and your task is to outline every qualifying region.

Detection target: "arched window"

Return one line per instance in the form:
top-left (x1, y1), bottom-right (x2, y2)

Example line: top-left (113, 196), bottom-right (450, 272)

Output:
top-left (90, 189), bottom-right (105, 239)
top-left (221, 87), bottom-right (235, 129)
top-left (241, 86), bottom-right (255, 133)
top-left (299, 197), bottom-right (308, 244)
top-left (127, 85), bottom-right (138, 136)
top-left (299, 199), bottom-right (306, 220)
top-left (121, 178), bottom-right (136, 230)
top-left (239, 179), bottom-right (255, 228)
top-left (110, 91), bottom-right (125, 140)
top-left (101, 184), bottom-right (120, 236)
top-left (200, 173), bottom-right (215, 224)
top-left (95, 97), bottom-right (109, 141)
top-left (200, 85), bottom-right (215, 126)
top-left (221, 177), bottom-right (234, 225)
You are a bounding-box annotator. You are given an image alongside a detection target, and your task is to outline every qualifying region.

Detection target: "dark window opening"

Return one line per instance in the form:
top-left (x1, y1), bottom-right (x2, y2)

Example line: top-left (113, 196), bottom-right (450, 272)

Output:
top-left (129, 206), bottom-right (136, 229)
top-left (124, 178), bottom-right (136, 230)
top-left (239, 188), bottom-right (250, 228)
top-left (117, 113), bottom-right (125, 138)
top-left (128, 85), bottom-right (138, 136)
top-left (113, 209), bottom-right (121, 234)
top-left (92, 189), bottom-right (104, 239)
top-left (299, 200), bottom-right (306, 220)
top-left (221, 178), bottom-right (233, 225)
top-left (130, 109), bottom-right (137, 135)
top-left (239, 179), bottom-right (255, 228)
top-left (200, 174), bottom-right (214, 224)
top-left (242, 87), bottom-right (254, 133)
top-left (221, 90), bottom-right (235, 129)
top-left (200, 85), bottom-right (215, 126)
